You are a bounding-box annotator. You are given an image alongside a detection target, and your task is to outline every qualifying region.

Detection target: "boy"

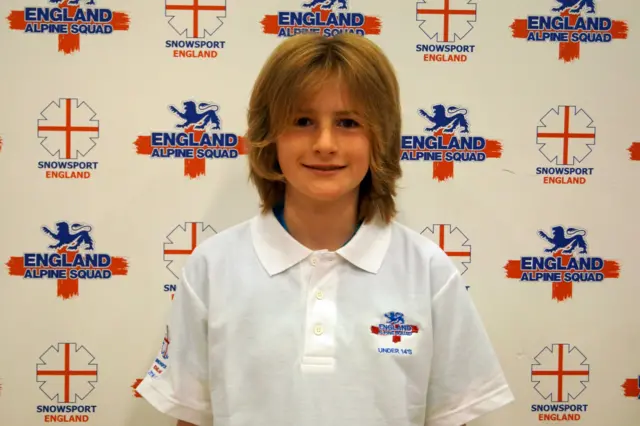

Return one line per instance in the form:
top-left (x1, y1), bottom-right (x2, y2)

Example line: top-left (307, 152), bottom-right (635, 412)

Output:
top-left (136, 33), bottom-right (514, 426)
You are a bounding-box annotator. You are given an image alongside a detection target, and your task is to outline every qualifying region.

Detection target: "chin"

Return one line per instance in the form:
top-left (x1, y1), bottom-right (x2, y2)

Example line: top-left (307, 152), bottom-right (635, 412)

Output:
top-left (302, 186), bottom-right (358, 203)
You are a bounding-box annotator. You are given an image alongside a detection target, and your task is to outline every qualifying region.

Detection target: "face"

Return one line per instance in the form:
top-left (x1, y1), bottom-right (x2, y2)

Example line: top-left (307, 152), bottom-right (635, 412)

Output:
top-left (276, 79), bottom-right (371, 205)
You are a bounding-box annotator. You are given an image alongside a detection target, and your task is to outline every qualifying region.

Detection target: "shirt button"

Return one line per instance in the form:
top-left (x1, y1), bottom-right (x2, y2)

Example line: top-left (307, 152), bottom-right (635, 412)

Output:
top-left (310, 257), bottom-right (317, 266)
top-left (313, 325), bottom-right (324, 335)
top-left (315, 291), bottom-right (324, 300)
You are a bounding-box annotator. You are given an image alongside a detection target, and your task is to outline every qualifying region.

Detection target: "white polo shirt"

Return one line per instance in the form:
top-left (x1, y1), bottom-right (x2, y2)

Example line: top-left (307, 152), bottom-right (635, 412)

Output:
top-left (136, 210), bottom-right (514, 426)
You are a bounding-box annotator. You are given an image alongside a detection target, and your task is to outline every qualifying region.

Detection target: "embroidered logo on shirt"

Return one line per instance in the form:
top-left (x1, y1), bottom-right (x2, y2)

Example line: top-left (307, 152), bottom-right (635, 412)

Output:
top-left (147, 326), bottom-right (170, 378)
top-left (371, 311), bottom-right (419, 355)
top-left (161, 325), bottom-right (171, 359)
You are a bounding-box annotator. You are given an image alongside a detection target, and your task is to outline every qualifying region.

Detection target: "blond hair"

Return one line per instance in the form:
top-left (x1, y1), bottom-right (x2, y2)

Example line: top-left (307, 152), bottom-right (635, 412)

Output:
top-left (246, 33), bottom-right (402, 224)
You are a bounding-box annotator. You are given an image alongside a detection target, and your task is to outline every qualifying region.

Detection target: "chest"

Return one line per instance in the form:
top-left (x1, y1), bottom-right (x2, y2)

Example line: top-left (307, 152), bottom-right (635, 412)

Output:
top-left (205, 254), bottom-right (434, 371)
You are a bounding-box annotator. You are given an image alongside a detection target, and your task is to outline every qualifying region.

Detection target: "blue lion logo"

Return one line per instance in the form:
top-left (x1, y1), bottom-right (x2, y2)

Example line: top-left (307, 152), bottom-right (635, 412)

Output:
top-left (169, 101), bottom-right (221, 131)
top-left (48, 0), bottom-right (96, 5)
top-left (552, 0), bottom-right (596, 14)
top-left (418, 104), bottom-right (470, 134)
top-left (42, 222), bottom-right (94, 251)
top-left (302, 0), bottom-right (347, 10)
top-left (384, 311), bottom-right (405, 325)
top-left (538, 226), bottom-right (588, 255)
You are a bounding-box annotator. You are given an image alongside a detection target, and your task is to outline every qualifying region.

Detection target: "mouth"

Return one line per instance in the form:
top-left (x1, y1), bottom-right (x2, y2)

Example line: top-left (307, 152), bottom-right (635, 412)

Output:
top-left (303, 164), bottom-right (347, 171)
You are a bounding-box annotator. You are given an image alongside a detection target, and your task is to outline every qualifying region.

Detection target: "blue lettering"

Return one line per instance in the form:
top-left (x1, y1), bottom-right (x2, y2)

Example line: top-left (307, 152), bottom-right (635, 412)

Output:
top-left (165, 40), bottom-right (226, 49)
top-left (531, 404), bottom-right (588, 412)
top-left (520, 256), bottom-right (604, 271)
top-left (23, 253), bottom-right (112, 268)
top-left (24, 7), bottom-right (113, 23)
top-left (25, 7), bottom-right (38, 21)
top-left (527, 16), bottom-right (611, 31)
top-left (416, 44), bottom-right (475, 53)
top-left (400, 135), bottom-right (485, 150)
top-left (36, 405), bottom-right (97, 413)
top-left (151, 133), bottom-right (238, 147)
top-left (277, 12), bottom-right (364, 28)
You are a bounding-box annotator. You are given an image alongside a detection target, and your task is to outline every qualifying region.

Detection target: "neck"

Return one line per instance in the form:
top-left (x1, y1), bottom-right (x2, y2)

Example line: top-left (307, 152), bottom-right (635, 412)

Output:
top-left (283, 190), bottom-right (359, 252)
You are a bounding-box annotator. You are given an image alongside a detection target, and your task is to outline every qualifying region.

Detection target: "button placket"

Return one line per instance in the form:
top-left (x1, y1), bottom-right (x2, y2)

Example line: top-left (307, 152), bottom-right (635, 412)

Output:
top-left (301, 253), bottom-right (338, 367)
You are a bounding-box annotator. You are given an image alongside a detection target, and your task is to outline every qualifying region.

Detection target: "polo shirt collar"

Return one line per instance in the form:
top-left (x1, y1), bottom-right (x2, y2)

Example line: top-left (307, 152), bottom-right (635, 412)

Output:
top-left (251, 210), bottom-right (392, 276)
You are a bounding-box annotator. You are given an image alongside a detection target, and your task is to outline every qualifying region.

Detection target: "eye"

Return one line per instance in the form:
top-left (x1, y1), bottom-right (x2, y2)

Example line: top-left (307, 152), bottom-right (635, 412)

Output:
top-left (294, 117), bottom-right (313, 127)
top-left (338, 118), bottom-right (360, 128)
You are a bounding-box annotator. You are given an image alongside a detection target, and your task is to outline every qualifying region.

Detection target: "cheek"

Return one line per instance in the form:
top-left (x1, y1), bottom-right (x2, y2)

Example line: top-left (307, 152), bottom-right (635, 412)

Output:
top-left (276, 139), bottom-right (297, 172)
top-left (349, 138), bottom-right (372, 172)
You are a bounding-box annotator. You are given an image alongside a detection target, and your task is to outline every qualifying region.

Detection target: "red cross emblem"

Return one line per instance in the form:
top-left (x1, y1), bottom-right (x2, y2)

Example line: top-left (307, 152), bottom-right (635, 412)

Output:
top-left (36, 343), bottom-right (98, 403)
top-left (537, 106), bottom-right (595, 166)
top-left (38, 98), bottom-right (99, 159)
top-left (416, 0), bottom-right (477, 42)
top-left (531, 344), bottom-right (589, 403)
top-left (165, 0), bottom-right (226, 38)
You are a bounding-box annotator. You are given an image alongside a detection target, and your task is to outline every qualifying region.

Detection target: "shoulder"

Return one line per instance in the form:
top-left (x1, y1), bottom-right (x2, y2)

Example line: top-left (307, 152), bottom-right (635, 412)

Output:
top-left (192, 217), bottom-right (253, 261)
top-left (179, 217), bottom-right (254, 299)
top-left (387, 221), bottom-right (461, 296)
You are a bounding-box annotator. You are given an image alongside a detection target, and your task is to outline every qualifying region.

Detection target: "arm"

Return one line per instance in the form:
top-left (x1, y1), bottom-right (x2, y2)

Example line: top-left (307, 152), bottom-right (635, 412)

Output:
top-left (424, 266), bottom-right (514, 426)
top-left (135, 252), bottom-right (213, 425)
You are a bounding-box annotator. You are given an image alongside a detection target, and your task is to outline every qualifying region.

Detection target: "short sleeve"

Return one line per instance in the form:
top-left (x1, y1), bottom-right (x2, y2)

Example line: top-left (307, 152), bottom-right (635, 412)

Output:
top-left (136, 262), bottom-right (212, 426)
top-left (425, 271), bottom-right (514, 426)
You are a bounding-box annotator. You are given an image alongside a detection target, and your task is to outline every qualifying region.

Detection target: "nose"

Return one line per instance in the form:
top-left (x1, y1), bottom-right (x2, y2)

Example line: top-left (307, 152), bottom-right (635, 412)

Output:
top-left (312, 122), bottom-right (338, 154)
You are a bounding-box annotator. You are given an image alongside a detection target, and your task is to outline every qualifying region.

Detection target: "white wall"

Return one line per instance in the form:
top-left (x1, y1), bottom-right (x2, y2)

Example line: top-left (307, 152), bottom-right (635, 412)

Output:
top-left (0, 0), bottom-right (638, 425)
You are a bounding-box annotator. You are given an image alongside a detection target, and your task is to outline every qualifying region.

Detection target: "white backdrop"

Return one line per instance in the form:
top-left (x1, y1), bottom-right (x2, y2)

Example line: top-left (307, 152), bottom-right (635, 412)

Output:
top-left (0, 0), bottom-right (638, 425)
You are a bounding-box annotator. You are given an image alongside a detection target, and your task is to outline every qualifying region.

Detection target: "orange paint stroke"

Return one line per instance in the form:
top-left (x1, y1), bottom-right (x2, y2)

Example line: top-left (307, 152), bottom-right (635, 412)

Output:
top-left (132, 379), bottom-right (143, 398)
top-left (509, 19), bottom-right (527, 38)
top-left (628, 142), bottom-right (640, 161)
top-left (621, 378), bottom-right (640, 398)
top-left (433, 130), bottom-right (453, 182)
top-left (237, 136), bottom-right (249, 155)
top-left (611, 20), bottom-right (629, 39)
top-left (134, 136), bottom-right (153, 155)
top-left (483, 139), bottom-right (503, 158)
top-left (558, 11), bottom-right (580, 62)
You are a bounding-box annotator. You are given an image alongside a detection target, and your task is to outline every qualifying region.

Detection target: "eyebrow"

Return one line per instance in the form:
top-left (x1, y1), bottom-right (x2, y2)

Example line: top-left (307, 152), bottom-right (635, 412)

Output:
top-left (296, 109), bottom-right (361, 116)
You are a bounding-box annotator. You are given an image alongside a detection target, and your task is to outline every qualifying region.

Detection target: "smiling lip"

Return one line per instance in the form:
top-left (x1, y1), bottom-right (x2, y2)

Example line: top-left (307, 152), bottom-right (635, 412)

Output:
top-left (303, 164), bottom-right (346, 171)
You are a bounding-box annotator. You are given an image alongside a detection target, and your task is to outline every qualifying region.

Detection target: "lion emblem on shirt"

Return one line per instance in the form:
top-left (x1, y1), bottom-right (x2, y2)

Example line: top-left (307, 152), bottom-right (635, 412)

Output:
top-left (552, 0), bottom-right (596, 14)
top-left (169, 101), bottom-right (221, 131)
top-left (538, 226), bottom-right (588, 255)
top-left (384, 311), bottom-right (405, 325)
top-left (418, 104), bottom-right (470, 134)
top-left (42, 222), bottom-right (95, 251)
top-left (302, 0), bottom-right (347, 10)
